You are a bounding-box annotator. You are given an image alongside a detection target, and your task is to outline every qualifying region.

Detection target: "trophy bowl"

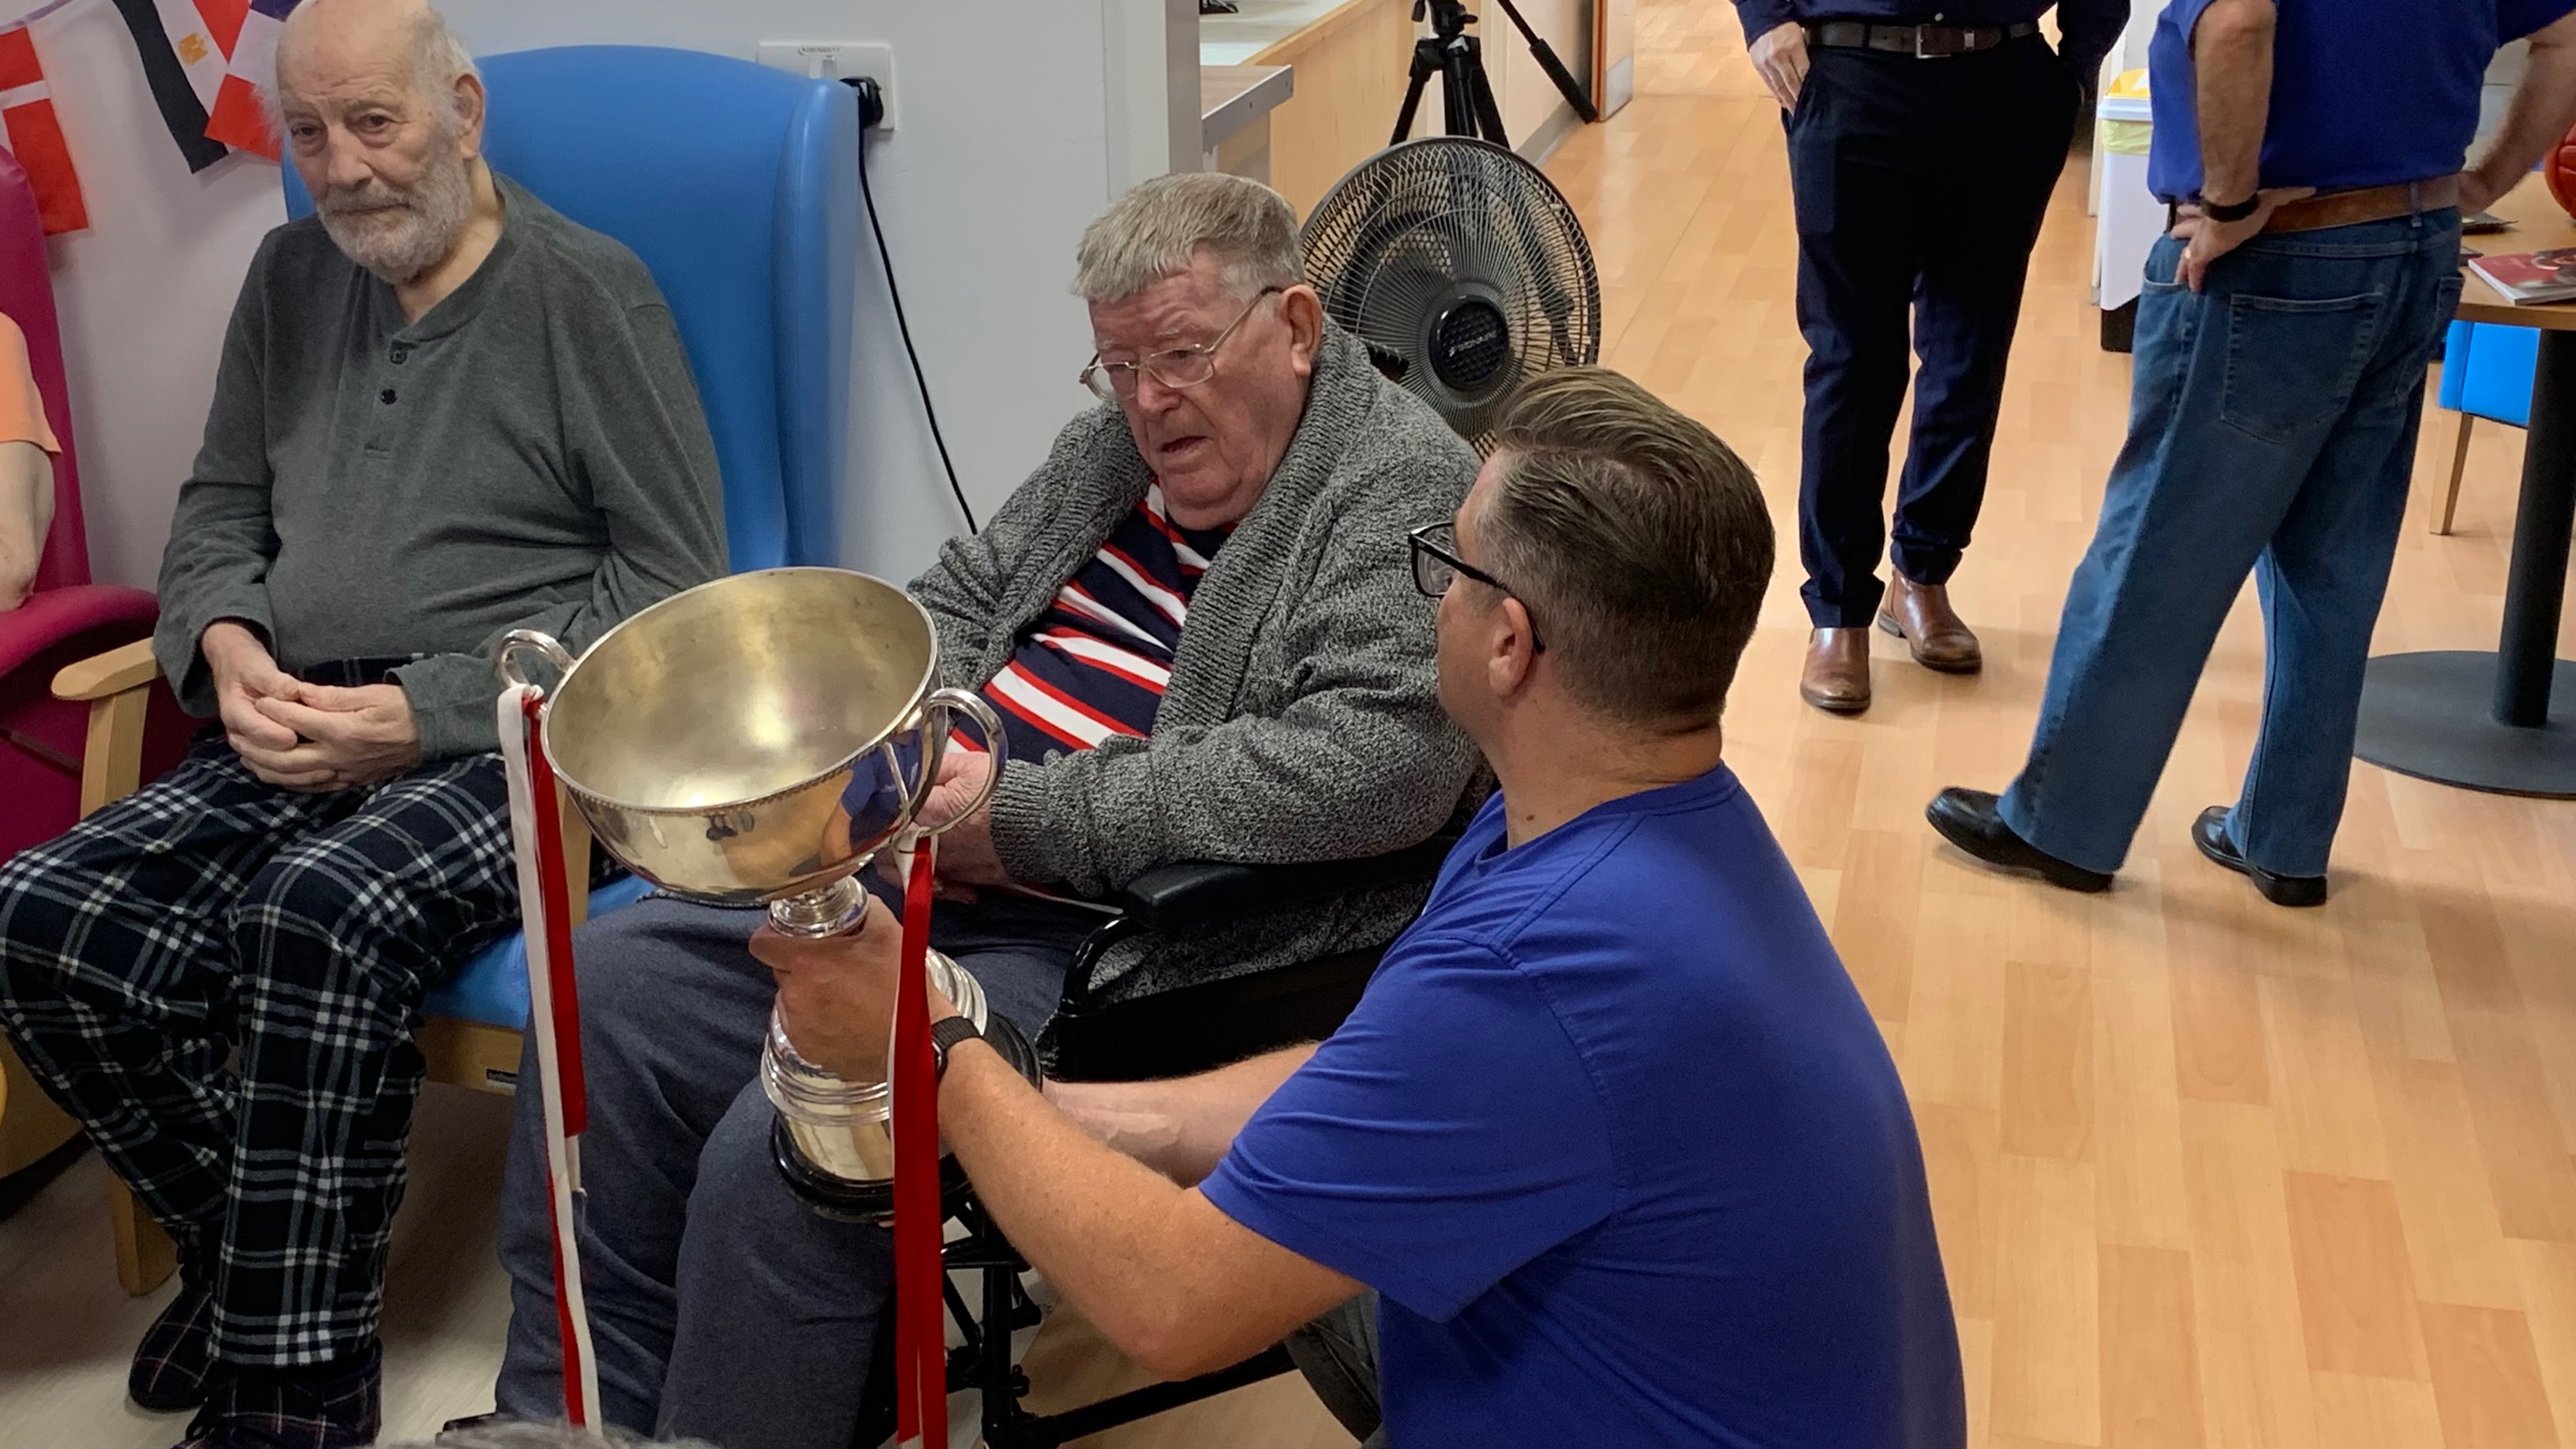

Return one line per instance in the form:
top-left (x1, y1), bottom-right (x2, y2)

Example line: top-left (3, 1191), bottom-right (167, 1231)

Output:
top-left (496, 567), bottom-right (1004, 937)
top-left (495, 567), bottom-right (1030, 1213)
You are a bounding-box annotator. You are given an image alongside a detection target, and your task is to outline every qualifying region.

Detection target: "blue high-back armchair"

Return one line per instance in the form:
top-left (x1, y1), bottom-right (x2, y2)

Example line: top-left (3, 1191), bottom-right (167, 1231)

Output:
top-left (2432, 319), bottom-right (2538, 536)
top-left (285, 47), bottom-right (861, 1064)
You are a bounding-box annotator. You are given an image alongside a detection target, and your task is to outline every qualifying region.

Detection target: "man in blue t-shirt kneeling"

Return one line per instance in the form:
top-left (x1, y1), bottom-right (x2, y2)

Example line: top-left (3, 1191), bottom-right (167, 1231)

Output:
top-left (758, 366), bottom-right (1966, 1447)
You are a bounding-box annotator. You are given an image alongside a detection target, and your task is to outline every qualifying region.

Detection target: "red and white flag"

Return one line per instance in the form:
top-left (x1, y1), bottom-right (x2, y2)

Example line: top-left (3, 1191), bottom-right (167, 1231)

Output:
top-left (160, 0), bottom-right (245, 108)
top-left (0, 24), bottom-right (88, 234)
top-left (108, 0), bottom-right (241, 172)
top-left (203, 0), bottom-right (300, 162)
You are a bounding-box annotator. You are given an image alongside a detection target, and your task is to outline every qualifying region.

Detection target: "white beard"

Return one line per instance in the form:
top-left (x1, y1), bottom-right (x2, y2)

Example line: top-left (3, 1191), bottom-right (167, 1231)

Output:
top-left (318, 146), bottom-right (476, 286)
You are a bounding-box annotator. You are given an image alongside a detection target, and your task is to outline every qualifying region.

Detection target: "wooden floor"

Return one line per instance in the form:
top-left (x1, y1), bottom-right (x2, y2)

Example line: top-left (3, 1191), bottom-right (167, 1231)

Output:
top-left (6, 4), bottom-right (2575, 1446)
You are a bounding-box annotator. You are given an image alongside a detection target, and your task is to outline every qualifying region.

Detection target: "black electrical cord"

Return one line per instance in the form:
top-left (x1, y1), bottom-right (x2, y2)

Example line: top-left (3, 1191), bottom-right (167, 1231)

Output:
top-left (848, 78), bottom-right (979, 534)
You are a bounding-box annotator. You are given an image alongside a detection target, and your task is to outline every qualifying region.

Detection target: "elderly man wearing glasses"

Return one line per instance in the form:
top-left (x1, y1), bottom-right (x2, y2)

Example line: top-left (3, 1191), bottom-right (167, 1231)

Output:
top-left (489, 171), bottom-right (1483, 1447)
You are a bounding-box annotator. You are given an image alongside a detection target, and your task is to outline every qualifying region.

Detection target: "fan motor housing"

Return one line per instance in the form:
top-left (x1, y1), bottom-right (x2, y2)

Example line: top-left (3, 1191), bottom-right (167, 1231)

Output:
top-left (1429, 294), bottom-right (1514, 391)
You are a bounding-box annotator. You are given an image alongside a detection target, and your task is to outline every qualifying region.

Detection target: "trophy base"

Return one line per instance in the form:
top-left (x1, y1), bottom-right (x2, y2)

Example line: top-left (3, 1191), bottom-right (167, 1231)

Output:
top-left (771, 1014), bottom-right (1044, 1222)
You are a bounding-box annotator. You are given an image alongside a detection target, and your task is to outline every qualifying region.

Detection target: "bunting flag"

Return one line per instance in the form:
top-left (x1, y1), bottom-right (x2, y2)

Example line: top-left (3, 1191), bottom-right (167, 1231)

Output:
top-left (0, 24), bottom-right (88, 234)
top-left (202, 0), bottom-right (298, 162)
top-left (108, 0), bottom-right (238, 172)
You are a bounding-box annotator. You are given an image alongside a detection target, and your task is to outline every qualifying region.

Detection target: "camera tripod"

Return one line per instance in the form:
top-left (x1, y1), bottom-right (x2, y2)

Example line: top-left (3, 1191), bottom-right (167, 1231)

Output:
top-left (1391, 0), bottom-right (1598, 148)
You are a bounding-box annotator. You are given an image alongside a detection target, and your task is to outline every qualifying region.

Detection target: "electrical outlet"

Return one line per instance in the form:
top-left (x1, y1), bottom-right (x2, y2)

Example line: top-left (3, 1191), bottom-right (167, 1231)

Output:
top-left (756, 41), bottom-right (897, 129)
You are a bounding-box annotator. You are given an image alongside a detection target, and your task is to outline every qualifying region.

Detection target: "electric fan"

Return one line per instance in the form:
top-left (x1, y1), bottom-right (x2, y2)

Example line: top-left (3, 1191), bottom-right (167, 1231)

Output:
top-left (1301, 136), bottom-right (1601, 447)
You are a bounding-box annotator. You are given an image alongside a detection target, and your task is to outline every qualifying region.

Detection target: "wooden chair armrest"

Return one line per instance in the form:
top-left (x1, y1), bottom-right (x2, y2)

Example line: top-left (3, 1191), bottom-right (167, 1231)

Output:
top-left (52, 638), bottom-right (163, 702)
top-left (53, 640), bottom-right (168, 816)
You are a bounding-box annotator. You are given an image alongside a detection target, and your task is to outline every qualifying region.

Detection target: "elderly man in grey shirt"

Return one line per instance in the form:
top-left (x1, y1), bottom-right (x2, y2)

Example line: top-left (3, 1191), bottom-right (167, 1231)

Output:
top-left (491, 172), bottom-right (1482, 1449)
top-left (0, 3), bottom-right (721, 1445)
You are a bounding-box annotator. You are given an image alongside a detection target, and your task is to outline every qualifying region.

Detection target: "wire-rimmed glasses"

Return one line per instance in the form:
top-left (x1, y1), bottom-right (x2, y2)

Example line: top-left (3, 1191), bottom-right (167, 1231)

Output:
top-left (1080, 286), bottom-right (1285, 402)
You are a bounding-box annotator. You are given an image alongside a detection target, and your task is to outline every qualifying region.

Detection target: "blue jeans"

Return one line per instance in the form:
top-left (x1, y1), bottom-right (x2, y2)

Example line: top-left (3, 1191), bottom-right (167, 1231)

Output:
top-left (2000, 213), bottom-right (2463, 878)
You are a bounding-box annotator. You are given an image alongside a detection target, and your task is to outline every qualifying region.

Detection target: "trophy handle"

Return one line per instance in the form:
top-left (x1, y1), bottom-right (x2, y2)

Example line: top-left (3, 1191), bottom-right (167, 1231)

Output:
top-left (906, 687), bottom-right (1009, 838)
top-left (496, 630), bottom-right (576, 691)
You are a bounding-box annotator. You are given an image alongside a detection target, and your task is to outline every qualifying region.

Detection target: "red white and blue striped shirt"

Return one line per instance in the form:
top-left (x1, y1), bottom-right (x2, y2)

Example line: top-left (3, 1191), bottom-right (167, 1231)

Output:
top-left (958, 481), bottom-right (1230, 765)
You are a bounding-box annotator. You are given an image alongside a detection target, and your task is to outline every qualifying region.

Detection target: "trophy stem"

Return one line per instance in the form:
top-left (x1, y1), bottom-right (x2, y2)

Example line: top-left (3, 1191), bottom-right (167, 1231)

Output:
top-left (768, 875), bottom-right (871, 938)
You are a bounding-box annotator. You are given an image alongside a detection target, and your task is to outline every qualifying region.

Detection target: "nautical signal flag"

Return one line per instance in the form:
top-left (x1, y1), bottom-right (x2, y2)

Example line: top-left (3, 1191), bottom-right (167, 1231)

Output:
top-left (203, 0), bottom-right (301, 162)
top-left (0, 24), bottom-right (88, 235)
top-left (109, 0), bottom-right (241, 173)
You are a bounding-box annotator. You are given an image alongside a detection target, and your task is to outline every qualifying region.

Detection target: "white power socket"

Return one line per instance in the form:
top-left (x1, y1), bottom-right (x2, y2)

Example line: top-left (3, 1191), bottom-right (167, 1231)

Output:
top-left (755, 41), bottom-right (897, 130)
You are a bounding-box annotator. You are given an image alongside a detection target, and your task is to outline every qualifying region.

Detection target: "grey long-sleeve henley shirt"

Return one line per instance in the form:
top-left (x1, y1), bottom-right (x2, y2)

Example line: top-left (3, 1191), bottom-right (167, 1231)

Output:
top-left (154, 174), bottom-right (728, 759)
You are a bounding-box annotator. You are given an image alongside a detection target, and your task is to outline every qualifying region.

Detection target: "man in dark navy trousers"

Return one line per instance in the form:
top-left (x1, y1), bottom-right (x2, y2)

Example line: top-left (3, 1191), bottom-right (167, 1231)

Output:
top-left (1744, 0), bottom-right (2125, 713)
top-left (1930, 0), bottom-right (2576, 904)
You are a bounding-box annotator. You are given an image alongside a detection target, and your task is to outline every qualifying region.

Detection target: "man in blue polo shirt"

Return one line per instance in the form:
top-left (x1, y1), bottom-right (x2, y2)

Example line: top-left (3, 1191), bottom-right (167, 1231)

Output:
top-left (1931, 0), bottom-right (2576, 904)
top-left (761, 367), bottom-right (1964, 1447)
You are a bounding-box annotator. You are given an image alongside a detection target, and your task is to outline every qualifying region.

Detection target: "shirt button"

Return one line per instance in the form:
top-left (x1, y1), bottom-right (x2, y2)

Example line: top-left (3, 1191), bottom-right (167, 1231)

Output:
top-left (380, 388), bottom-right (397, 404)
top-left (391, 345), bottom-right (409, 364)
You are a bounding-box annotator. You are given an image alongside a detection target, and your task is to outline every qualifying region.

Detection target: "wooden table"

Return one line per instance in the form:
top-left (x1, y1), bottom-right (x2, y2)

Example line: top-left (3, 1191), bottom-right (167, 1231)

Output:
top-left (2352, 174), bottom-right (2576, 797)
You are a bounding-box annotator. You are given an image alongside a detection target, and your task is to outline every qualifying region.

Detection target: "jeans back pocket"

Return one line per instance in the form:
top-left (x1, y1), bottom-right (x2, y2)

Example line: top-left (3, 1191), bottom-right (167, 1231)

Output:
top-left (2219, 290), bottom-right (2385, 446)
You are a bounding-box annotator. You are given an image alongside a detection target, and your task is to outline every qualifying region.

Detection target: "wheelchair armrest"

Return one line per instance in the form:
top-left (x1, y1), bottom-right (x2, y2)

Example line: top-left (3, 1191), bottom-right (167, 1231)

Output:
top-left (1114, 827), bottom-right (1463, 934)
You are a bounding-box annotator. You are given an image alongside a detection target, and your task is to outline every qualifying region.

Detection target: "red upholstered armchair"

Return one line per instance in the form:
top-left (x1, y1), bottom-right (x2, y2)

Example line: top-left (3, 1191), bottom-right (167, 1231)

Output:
top-left (0, 149), bottom-right (191, 1182)
top-left (0, 150), bottom-right (189, 861)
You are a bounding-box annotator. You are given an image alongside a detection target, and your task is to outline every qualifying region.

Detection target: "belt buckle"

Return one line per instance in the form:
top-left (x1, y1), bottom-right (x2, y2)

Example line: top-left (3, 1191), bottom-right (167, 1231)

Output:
top-left (1914, 25), bottom-right (1960, 58)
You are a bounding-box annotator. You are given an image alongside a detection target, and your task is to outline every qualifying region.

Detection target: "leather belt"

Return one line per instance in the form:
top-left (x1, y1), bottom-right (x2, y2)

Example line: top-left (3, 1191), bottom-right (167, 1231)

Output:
top-left (2263, 176), bottom-right (2461, 233)
top-left (1805, 20), bottom-right (2039, 58)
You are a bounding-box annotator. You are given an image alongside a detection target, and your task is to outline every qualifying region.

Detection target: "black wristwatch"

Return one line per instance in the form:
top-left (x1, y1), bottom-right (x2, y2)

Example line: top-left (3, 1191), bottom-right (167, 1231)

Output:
top-left (930, 1015), bottom-right (983, 1081)
top-left (2197, 191), bottom-right (2260, 223)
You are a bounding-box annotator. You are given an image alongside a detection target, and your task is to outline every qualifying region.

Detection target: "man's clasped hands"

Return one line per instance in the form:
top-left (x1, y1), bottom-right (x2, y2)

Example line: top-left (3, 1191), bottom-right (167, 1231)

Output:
top-left (202, 619), bottom-right (423, 793)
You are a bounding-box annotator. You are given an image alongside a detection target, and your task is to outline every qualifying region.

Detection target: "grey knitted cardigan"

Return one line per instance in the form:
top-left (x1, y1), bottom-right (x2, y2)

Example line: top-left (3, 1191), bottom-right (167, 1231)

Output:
top-left (909, 324), bottom-right (1483, 998)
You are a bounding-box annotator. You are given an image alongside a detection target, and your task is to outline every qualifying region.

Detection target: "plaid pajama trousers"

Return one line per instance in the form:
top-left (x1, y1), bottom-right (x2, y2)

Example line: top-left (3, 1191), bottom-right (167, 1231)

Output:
top-left (0, 725), bottom-right (519, 1367)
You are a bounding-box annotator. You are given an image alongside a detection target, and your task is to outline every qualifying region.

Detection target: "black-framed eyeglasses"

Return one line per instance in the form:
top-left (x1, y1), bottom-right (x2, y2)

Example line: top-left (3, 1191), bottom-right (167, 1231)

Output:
top-left (1409, 521), bottom-right (1544, 652)
top-left (1080, 286), bottom-right (1285, 402)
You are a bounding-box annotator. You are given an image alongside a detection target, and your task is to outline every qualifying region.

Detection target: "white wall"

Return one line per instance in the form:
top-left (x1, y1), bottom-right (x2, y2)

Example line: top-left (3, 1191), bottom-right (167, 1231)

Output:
top-left (21, 0), bottom-right (1179, 589)
top-left (24, 0), bottom-right (283, 592)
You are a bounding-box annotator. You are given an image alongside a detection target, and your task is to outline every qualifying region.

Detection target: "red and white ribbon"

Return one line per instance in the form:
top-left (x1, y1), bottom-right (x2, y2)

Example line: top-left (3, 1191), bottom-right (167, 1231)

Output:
top-left (891, 833), bottom-right (946, 1449)
top-left (497, 685), bottom-right (604, 1429)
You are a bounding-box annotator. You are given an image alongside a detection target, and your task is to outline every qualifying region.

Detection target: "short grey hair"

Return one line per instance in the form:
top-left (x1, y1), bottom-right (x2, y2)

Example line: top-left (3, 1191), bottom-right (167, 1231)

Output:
top-left (272, 1), bottom-right (482, 131)
top-left (1073, 172), bottom-right (1302, 304)
top-left (409, 6), bottom-right (481, 129)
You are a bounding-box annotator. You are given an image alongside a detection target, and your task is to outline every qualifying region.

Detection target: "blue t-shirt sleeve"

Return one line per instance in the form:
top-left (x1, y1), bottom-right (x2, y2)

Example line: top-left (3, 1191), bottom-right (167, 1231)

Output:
top-left (1201, 935), bottom-right (1618, 1324)
top-left (2164, 0), bottom-right (2220, 43)
top-left (2501, 0), bottom-right (2576, 40)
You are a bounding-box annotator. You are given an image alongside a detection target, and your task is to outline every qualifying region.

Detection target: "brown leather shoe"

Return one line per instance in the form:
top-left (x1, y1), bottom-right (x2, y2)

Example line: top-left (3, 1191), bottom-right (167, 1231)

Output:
top-left (1877, 575), bottom-right (1982, 673)
top-left (1800, 627), bottom-right (1872, 713)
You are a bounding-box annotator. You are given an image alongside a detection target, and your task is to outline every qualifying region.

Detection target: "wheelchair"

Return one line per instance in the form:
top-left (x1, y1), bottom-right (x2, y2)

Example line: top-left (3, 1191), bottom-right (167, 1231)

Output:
top-left (833, 828), bottom-right (1458, 1449)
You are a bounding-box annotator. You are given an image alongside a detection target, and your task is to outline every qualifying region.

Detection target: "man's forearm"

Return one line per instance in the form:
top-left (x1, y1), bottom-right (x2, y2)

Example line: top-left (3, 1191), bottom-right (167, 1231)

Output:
top-left (939, 1039), bottom-right (1354, 1377)
top-left (1050, 1045), bottom-right (1316, 1185)
top-left (2471, 16), bottom-right (2576, 199)
top-left (2192, 0), bottom-right (2275, 202)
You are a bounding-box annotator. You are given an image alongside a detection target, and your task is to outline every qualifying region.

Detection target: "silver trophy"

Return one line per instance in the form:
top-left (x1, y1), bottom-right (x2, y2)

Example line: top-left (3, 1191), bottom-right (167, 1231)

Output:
top-left (498, 567), bottom-right (1041, 1218)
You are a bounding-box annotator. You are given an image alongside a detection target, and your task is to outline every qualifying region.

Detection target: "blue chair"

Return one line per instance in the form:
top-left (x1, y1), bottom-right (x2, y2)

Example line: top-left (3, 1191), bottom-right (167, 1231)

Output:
top-left (283, 47), bottom-right (859, 1090)
top-left (2433, 319), bottom-right (2537, 535)
top-left (88, 46), bottom-right (857, 1294)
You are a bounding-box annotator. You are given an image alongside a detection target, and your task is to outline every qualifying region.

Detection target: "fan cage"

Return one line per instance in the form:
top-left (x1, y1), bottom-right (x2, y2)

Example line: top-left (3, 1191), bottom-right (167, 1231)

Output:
top-left (1301, 137), bottom-right (1602, 447)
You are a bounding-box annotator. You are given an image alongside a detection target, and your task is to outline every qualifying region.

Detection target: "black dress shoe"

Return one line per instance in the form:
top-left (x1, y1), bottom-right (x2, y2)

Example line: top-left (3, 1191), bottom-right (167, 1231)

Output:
top-left (1925, 788), bottom-right (2113, 893)
top-left (2192, 806), bottom-right (2327, 907)
top-left (130, 1271), bottom-right (215, 1413)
